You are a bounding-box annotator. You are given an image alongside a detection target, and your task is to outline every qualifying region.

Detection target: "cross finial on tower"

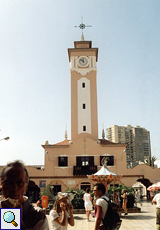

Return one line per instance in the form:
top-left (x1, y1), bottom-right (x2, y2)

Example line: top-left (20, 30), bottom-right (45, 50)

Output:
top-left (75, 17), bottom-right (92, 41)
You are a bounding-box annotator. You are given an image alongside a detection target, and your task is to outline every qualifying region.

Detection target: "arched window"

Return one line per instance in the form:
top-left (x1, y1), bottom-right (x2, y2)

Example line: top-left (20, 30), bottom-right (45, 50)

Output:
top-left (81, 182), bottom-right (91, 191)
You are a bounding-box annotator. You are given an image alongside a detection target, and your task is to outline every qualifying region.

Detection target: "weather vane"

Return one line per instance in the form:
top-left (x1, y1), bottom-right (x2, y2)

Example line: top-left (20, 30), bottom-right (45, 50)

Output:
top-left (75, 17), bottom-right (92, 41)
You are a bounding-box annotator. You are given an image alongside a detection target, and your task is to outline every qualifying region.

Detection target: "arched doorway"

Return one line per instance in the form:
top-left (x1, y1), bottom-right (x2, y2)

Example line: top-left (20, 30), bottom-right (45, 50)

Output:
top-left (50, 185), bottom-right (61, 196)
top-left (137, 178), bottom-right (152, 200)
top-left (81, 182), bottom-right (91, 191)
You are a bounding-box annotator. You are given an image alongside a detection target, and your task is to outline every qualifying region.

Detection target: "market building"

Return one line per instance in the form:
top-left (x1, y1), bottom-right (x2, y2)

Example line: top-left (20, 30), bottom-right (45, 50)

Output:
top-left (0, 28), bottom-right (160, 201)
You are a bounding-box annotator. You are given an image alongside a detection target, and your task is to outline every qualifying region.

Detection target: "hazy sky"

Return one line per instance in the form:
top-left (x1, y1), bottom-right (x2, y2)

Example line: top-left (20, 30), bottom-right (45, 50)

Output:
top-left (0, 0), bottom-right (160, 166)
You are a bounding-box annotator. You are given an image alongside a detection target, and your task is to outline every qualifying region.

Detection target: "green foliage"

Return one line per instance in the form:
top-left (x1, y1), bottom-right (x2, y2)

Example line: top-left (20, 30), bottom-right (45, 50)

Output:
top-left (65, 188), bottom-right (85, 198)
top-left (90, 187), bottom-right (94, 200)
top-left (65, 188), bottom-right (85, 209)
top-left (108, 184), bottom-right (134, 199)
top-left (145, 155), bottom-right (157, 168)
top-left (42, 185), bottom-right (54, 199)
top-left (151, 156), bottom-right (157, 167)
top-left (127, 187), bottom-right (135, 196)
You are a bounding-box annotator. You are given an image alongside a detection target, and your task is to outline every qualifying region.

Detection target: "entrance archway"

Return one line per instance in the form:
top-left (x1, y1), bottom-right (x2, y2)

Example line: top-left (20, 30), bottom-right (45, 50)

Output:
top-left (81, 182), bottom-right (91, 191)
top-left (137, 178), bottom-right (152, 200)
top-left (50, 185), bottom-right (61, 196)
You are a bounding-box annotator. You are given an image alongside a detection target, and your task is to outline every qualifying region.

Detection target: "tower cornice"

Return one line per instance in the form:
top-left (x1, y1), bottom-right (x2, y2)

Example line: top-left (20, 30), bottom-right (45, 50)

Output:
top-left (74, 40), bottom-right (92, 48)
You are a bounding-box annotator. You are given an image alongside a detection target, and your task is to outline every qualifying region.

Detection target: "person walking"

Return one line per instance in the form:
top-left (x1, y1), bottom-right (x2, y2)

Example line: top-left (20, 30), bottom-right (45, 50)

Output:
top-left (121, 189), bottom-right (128, 215)
top-left (152, 189), bottom-right (160, 230)
top-left (83, 187), bottom-right (92, 221)
top-left (113, 190), bottom-right (121, 216)
top-left (93, 183), bottom-right (108, 230)
top-left (49, 193), bottom-right (74, 230)
top-left (150, 191), bottom-right (155, 202)
top-left (113, 190), bottom-right (120, 207)
top-left (135, 189), bottom-right (142, 206)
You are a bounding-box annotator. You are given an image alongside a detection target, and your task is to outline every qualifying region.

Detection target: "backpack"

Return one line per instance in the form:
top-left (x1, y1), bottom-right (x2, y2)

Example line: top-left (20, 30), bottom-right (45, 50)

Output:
top-left (102, 198), bottom-right (122, 230)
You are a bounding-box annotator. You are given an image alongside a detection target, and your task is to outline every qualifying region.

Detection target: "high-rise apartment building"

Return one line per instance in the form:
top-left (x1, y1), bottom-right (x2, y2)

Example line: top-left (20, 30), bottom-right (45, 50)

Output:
top-left (106, 125), bottom-right (151, 167)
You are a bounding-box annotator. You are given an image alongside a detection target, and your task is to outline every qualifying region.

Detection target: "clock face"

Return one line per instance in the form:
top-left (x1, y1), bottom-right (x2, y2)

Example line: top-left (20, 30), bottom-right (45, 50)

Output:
top-left (78, 56), bottom-right (89, 67)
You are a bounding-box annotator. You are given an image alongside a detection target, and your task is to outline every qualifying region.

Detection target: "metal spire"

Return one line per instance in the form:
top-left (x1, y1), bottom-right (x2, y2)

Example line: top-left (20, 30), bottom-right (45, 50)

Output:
top-left (65, 125), bottom-right (68, 140)
top-left (75, 17), bottom-right (92, 41)
top-left (102, 123), bottom-right (105, 139)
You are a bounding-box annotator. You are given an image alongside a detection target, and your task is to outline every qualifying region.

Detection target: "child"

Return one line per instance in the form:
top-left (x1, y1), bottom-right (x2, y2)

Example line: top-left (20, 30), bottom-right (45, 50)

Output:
top-left (50, 193), bottom-right (74, 230)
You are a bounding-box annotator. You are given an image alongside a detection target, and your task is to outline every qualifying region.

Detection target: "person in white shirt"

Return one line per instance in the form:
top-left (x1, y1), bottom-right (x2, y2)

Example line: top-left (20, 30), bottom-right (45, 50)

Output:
top-left (93, 183), bottom-right (108, 230)
top-left (50, 193), bottom-right (74, 230)
top-left (135, 189), bottom-right (142, 206)
top-left (152, 189), bottom-right (160, 230)
top-left (83, 187), bottom-right (92, 221)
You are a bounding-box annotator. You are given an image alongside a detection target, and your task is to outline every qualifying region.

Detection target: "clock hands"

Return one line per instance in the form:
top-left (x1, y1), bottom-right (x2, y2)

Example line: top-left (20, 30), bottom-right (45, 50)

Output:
top-left (78, 57), bottom-right (88, 67)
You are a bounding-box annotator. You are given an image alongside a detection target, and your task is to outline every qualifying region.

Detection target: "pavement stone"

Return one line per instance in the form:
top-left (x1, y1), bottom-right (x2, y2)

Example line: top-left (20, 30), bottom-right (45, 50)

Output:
top-left (47, 200), bottom-right (157, 230)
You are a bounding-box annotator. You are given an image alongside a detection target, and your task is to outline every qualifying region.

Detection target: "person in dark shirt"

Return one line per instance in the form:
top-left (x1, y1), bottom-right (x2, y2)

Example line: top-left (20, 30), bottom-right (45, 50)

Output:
top-left (0, 160), bottom-right (49, 230)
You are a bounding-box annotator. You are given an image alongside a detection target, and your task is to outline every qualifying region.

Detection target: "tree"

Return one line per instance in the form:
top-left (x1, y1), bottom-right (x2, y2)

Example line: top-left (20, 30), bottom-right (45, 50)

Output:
top-left (42, 184), bottom-right (54, 199)
top-left (145, 156), bottom-right (157, 168)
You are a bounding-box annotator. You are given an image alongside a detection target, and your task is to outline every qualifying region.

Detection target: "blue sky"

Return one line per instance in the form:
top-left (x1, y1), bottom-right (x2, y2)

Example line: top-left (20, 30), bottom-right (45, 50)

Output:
top-left (0, 0), bottom-right (160, 165)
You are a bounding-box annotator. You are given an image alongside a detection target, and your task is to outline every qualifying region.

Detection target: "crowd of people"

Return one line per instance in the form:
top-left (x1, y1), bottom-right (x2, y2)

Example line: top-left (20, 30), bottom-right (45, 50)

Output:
top-left (0, 160), bottom-right (159, 230)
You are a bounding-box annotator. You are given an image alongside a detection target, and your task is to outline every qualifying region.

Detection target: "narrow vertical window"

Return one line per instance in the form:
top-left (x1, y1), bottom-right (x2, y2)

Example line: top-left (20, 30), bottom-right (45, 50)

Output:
top-left (83, 103), bottom-right (86, 109)
top-left (82, 83), bottom-right (85, 88)
top-left (83, 126), bottom-right (86, 131)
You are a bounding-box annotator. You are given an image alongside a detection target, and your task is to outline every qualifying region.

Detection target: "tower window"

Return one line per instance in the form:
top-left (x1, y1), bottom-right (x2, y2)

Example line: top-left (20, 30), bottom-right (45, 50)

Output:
top-left (82, 83), bottom-right (85, 88)
top-left (83, 126), bottom-right (86, 131)
top-left (83, 104), bottom-right (86, 109)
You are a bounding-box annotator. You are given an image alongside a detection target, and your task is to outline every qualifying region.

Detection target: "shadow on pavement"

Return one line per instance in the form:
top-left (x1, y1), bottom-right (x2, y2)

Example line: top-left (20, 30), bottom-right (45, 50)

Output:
top-left (140, 211), bottom-right (151, 213)
top-left (74, 216), bottom-right (84, 220)
top-left (121, 215), bottom-right (155, 220)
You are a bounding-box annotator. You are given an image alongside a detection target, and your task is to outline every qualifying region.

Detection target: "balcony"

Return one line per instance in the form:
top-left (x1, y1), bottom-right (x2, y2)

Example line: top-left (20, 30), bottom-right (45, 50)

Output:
top-left (73, 165), bottom-right (97, 176)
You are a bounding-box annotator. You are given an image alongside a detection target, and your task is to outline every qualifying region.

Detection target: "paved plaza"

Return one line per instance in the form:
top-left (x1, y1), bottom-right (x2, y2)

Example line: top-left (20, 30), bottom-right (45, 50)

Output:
top-left (47, 200), bottom-right (157, 229)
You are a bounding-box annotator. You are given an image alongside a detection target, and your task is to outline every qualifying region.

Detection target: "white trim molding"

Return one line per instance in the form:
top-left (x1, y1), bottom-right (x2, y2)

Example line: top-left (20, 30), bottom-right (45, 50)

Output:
top-left (70, 56), bottom-right (97, 76)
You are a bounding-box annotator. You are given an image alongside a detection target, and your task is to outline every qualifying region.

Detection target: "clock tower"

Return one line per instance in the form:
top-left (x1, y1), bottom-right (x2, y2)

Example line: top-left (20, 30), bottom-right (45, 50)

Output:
top-left (68, 38), bottom-right (98, 142)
